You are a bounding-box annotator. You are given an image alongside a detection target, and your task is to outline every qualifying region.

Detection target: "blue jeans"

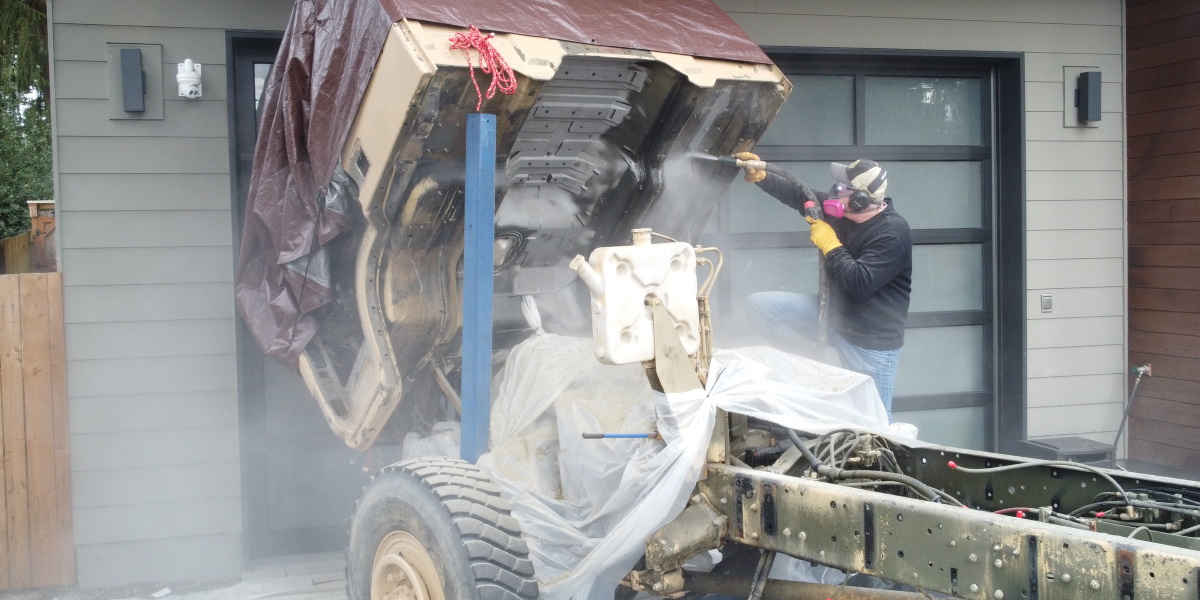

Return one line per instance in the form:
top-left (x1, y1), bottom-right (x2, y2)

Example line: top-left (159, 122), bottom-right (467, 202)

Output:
top-left (746, 291), bottom-right (899, 422)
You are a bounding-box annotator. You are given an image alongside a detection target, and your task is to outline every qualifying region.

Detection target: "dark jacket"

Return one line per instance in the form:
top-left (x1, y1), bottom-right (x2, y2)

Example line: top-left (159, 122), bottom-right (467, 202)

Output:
top-left (756, 173), bottom-right (912, 350)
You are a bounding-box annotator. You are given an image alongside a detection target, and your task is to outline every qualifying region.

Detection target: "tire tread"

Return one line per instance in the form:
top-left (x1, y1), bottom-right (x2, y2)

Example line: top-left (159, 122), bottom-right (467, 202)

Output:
top-left (384, 458), bottom-right (539, 600)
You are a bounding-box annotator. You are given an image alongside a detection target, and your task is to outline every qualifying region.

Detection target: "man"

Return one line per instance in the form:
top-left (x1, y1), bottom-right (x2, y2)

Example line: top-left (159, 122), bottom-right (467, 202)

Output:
top-left (739, 154), bottom-right (912, 422)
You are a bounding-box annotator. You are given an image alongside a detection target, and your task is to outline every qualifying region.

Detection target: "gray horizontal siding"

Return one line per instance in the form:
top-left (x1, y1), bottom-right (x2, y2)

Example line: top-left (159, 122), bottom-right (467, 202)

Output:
top-left (74, 497), bottom-right (241, 545)
top-left (70, 391), bottom-right (240, 434)
top-left (1026, 141), bottom-right (1125, 171)
top-left (1026, 112), bottom-right (1124, 142)
top-left (60, 211), bottom-right (232, 249)
top-left (71, 462), bottom-right (241, 508)
top-left (1027, 258), bottom-right (1123, 289)
top-left (66, 319), bottom-right (237, 359)
top-left (1028, 345), bottom-right (1126, 378)
top-left (56, 98), bottom-right (229, 137)
top-left (75, 534), bottom-right (242, 586)
top-left (61, 247), bottom-right (235, 286)
top-left (68, 355), bottom-right (237, 397)
top-left (1025, 52), bottom-right (1124, 81)
top-left (725, 0), bottom-right (1122, 25)
top-left (55, 0), bottom-right (295, 30)
top-left (1028, 373), bottom-right (1125, 407)
top-left (1028, 229), bottom-right (1125, 259)
top-left (60, 173), bottom-right (234, 211)
top-left (1027, 170), bottom-right (1125, 201)
top-left (1028, 402), bottom-right (1124, 437)
top-left (1028, 316), bottom-right (1124, 349)
top-left (71, 427), bottom-right (241, 472)
top-left (63, 283), bottom-right (236, 322)
top-left (54, 24), bottom-right (230, 64)
top-left (1027, 200), bottom-right (1123, 229)
top-left (58, 137), bottom-right (229, 174)
top-left (731, 13), bottom-right (1120, 55)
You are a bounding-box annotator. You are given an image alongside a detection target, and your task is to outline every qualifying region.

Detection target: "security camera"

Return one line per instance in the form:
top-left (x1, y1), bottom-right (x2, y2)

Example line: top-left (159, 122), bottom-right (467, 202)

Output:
top-left (176, 59), bottom-right (202, 99)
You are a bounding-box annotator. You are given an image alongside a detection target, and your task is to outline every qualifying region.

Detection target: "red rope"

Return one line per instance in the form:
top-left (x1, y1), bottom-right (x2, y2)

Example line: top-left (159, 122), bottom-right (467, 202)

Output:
top-left (449, 25), bottom-right (518, 111)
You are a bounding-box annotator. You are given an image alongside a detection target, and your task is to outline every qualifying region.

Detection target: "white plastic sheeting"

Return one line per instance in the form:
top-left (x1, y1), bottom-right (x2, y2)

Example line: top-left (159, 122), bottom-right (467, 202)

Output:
top-left (477, 333), bottom-right (893, 600)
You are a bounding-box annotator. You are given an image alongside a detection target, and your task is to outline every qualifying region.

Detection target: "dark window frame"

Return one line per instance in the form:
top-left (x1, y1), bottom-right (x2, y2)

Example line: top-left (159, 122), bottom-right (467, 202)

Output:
top-left (713, 49), bottom-right (1025, 453)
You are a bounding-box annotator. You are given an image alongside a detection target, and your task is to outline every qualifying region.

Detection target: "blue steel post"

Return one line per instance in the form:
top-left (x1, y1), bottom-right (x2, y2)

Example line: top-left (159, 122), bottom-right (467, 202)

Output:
top-left (461, 113), bottom-right (496, 463)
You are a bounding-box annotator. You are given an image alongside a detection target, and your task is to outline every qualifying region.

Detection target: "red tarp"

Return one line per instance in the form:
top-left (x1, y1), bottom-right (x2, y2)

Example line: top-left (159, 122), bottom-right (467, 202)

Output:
top-left (235, 0), bottom-right (771, 365)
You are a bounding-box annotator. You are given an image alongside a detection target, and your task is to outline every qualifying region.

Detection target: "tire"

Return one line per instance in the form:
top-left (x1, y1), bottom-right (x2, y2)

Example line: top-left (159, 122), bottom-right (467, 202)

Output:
top-left (347, 457), bottom-right (539, 600)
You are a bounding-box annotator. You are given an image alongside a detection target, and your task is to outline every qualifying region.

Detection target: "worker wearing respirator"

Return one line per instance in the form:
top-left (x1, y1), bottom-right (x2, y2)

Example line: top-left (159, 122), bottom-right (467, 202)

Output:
top-left (738, 154), bottom-right (912, 422)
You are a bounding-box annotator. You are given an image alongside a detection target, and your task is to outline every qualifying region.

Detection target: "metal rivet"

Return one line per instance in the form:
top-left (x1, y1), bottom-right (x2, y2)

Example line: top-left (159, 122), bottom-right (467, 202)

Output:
top-left (994, 544), bottom-right (1002, 551)
top-left (720, 497), bottom-right (727, 504)
top-left (751, 532), bottom-right (759, 539)
top-left (994, 591), bottom-right (1004, 599)
top-left (994, 559), bottom-right (1004, 568)
top-left (1061, 574), bottom-right (1072, 583)
top-left (950, 540), bottom-right (957, 547)
top-left (968, 553), bottom-right (978, 563)
top-left (799, 531), bottom-right (807, 540)
top-left (783, 528), bottom-right (792, 537)
top-left (1012, 548), bottom-right (1020, 557)
top-left (1090, 580), bottom-right (1100, 590)
top-left (969, 584), bottom-right (979, 593)
top-left (750, 502), bottom-right (759, 511)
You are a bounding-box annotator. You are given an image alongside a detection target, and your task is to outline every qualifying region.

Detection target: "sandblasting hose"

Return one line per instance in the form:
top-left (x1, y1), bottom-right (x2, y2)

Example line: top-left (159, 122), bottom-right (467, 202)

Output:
top-left (717, 156), bottom-right (817, 203)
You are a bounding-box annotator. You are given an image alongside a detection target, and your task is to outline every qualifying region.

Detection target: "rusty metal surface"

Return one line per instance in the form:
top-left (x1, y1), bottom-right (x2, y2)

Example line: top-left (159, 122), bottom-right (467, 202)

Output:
top-left (376, 0), bottom-right (769, 64)
top-left (700, 463), bottom-right (1200, 600)
top-left (644, 497), bottom-right (727, 572)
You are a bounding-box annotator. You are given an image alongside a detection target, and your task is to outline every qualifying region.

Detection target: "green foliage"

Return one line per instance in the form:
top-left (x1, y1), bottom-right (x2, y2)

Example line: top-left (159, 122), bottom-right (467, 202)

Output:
top-left (0, 63), bottom-right (51, 239)
top-left (0, 0), bottom-right (50, 239)
top-left (0, 0), bottom-right (48, 105)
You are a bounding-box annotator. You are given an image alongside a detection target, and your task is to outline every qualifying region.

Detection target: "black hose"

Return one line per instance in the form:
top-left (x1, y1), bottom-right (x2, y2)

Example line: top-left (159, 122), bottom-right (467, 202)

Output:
top-left (760, 163), bottom-right (820, 205)
top-left (786, 429), bottom-right (965, 507)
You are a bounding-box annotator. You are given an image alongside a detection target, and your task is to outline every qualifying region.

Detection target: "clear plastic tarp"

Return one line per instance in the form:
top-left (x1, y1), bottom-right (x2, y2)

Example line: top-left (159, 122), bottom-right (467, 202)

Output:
top-left (477, 333), bottom-right (895, 600)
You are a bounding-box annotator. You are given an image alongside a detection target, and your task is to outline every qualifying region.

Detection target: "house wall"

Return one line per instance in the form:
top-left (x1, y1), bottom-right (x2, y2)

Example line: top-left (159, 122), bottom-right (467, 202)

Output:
top-left (49, 0), bottom-right (294, 586)
top-left (47, 0), bottom-right (1132, 588)
top-left (1125, 0), bottom-right (1200, 472)
top-left (719, 0), bottom-right (1129, 448)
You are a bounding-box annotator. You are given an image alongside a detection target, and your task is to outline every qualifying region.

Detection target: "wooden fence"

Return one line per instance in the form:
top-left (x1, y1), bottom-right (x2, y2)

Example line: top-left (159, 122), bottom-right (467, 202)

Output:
top-left (0, 273), bottom-right (73, 589)
top-left (0, 233), bottom-right (32, 276)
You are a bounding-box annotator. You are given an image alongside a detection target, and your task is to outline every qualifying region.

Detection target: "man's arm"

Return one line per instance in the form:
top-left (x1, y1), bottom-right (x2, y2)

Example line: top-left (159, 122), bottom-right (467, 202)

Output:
top-left (755, 171), bottom-right (824, 212)
top-left (823, 233), bottom-right (908, 300)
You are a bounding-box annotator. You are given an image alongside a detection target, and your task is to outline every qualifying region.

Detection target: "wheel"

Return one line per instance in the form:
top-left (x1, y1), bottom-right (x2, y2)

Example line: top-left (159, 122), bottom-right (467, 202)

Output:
top-left (347, 457), bottom-right (539, 600)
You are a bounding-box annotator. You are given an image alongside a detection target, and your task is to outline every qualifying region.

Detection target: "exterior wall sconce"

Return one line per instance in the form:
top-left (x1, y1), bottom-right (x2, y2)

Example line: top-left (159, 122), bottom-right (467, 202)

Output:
top-left (1076, 71), bottom-right (1101, 123)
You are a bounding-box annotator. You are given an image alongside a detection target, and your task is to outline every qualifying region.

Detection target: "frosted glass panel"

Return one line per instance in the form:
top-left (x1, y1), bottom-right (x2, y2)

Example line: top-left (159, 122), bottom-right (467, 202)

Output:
top-left (724, 247), bottom-right (820, 320)
top-left (884, 161), bottom-right (984, 229)
top-left (910, 244), bottom-right (984, 313)
top-left (893, 406), bottom-right (988, 450)
top-left (893, 325), bottom-right (985, 397)
top-left (760, 75), bottom-right (854, 146)
top-left (865, 77), bottom-right (982, 146)
top-left (729, 162), bottom-right (830, 233)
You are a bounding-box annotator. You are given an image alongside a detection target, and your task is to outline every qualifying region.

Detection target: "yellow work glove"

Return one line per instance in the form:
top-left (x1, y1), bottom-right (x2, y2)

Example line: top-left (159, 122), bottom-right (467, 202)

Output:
top-left (734, 151), bottom-right (766, 183)
top-left (806, 216), bottom-right (843, 256)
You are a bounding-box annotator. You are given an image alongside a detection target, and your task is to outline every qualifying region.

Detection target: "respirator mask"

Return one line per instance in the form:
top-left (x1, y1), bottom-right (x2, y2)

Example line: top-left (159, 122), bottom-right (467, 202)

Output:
top-left (825, 182), bottom-right (880, 217)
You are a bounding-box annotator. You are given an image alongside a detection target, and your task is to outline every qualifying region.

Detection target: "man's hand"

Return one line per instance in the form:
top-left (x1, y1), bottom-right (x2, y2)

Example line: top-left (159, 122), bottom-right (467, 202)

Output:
top-left (735, 151), bottom-right (767, 183)
top-left (806, 216), bottom-right (843, 256)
